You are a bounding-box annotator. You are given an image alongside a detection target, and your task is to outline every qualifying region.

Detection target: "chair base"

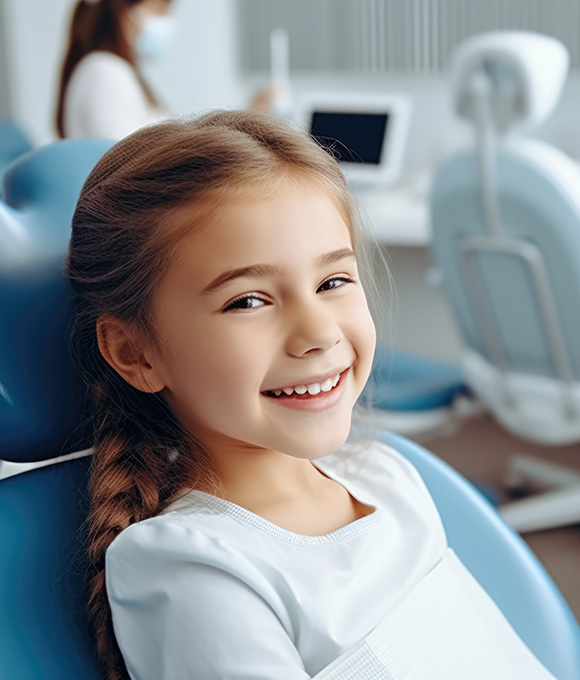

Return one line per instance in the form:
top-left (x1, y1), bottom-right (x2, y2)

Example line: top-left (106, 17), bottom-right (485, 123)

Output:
top-left (500, 455), bottom-right (580, 532)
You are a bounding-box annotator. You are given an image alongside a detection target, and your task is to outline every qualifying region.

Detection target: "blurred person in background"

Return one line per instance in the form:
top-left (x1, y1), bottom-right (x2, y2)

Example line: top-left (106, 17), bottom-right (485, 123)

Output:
top-left (56, 0), bottom-right (173, 140)
top-left (55, 0), bottom-right (280, 140)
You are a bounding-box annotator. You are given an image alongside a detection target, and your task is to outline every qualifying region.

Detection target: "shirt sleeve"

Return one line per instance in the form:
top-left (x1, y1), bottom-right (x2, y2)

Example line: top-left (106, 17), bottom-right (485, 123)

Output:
top-left (64, 54), bottom-right (166, 140)
top-left (106, 519), bottom-right (311, 680)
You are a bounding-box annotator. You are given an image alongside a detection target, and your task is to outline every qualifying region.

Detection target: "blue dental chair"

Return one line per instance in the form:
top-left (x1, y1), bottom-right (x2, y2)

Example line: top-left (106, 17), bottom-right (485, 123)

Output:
top-left (430, 31), bottom-right (580, 532)
top-left (0, 137), bottom-right (113, 679)
top-left (1, 139), bottom-right (579, 679)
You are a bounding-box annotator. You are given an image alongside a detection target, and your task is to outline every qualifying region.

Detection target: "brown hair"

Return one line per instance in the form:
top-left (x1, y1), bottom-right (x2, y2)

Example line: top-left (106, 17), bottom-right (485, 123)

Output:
top-left (66, 109), bottom-right (363, 679)
top-left (55, 0), bottom-right (168, 138)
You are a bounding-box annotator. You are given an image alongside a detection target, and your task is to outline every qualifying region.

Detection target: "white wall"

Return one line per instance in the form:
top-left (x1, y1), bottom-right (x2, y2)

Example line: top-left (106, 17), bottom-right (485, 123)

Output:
top-left (0, 0), bottom-right (12, 118)
top-left (142, 0), bottom-right (245, 115)
top-left (2, 0), bottom-right (244, 144)
top-left (3, 0), bottom-right (73, 143)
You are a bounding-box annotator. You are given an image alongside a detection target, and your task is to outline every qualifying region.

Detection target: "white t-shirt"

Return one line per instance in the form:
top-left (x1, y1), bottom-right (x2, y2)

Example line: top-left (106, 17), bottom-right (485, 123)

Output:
top-left (105, 442), bottom-right (554, 680)
top-left (63, 51), bottom-right (166, 140)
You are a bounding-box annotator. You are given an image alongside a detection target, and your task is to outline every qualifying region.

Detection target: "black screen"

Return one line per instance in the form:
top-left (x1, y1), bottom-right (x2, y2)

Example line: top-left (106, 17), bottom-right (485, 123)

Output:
top-left (309, 111), bottom-right (389, 164)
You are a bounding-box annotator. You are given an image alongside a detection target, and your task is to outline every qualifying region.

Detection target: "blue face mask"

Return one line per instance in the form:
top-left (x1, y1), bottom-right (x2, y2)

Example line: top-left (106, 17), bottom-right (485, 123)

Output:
top-left (135, 13), bottom-right (175, 62)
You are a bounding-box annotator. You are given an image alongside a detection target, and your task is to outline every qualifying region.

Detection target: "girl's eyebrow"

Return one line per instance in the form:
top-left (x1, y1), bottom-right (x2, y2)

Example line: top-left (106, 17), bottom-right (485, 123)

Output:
top-left (201, 247), bottom-right (356, 295)
top-left (202, 264), bottom-right (277, 294)
top-left (320, 247), bottom-right (356, 266)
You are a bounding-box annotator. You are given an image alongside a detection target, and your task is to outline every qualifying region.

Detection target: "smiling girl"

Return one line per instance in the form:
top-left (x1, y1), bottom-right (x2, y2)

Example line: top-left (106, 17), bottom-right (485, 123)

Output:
top-left (67, 110), bottom-right (555, 679)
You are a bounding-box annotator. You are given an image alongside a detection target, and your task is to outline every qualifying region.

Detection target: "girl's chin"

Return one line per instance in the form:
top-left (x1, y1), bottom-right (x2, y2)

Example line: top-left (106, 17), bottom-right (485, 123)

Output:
top-left (276, 423), bottom-right (352, 460)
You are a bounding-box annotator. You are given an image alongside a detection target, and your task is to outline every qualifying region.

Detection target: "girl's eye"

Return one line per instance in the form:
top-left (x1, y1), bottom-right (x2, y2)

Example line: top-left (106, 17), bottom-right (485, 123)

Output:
top-left (317, 276), bottom-right (354, 293)
top-left (223, 295), bottom-right (268, 312)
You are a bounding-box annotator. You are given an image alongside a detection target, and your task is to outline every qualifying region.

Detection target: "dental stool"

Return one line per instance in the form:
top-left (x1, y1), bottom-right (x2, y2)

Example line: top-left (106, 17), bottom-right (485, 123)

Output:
top-left (430, 31), bottom-right (580, 532)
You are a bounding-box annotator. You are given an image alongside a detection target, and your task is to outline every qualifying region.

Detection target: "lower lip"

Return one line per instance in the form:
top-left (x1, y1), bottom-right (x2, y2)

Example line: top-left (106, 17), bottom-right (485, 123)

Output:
top-left (262, 368), bottom-right (350, 412)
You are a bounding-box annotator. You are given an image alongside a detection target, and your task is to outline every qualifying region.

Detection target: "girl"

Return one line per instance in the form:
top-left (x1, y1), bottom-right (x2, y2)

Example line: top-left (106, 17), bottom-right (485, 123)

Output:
top-left (66, 110), bottom-right (556, 679)
top-left (55, 0), bottom-right (172, 140)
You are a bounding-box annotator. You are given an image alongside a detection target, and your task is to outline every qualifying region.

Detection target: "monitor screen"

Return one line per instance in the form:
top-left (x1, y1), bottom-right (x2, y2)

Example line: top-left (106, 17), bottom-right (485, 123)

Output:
top-left (309, 111), bottom-right (389, 165)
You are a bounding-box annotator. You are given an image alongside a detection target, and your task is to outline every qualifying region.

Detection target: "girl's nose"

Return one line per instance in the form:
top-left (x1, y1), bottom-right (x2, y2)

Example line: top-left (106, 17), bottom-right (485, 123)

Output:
top-left (284, 301), bottom-right (342, 357)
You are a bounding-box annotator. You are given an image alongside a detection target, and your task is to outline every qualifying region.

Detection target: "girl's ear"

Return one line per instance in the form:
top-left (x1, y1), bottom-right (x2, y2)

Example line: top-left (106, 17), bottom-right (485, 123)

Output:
top-left (96, 314), bottom-right (166, 393)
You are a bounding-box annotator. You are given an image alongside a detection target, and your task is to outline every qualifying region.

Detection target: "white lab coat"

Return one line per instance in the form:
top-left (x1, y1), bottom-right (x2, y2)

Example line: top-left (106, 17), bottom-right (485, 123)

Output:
top-left (63, 51), bottom-right (166, 140)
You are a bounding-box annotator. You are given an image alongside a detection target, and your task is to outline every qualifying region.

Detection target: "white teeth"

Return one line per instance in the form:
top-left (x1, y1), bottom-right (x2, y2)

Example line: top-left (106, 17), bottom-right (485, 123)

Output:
top-left (320, 378), bottom-right (334, 392)
top-left (268, 372), bottom-right (342, 397)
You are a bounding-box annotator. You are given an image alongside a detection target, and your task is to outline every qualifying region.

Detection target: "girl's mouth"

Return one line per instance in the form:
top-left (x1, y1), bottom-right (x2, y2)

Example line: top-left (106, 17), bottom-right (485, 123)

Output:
top-left (261, 368), bottom-right (350, 411)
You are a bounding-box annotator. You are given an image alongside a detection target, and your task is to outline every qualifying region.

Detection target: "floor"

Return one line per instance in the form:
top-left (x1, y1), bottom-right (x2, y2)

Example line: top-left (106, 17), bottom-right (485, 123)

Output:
top-left (423, 412), bottom-right (580, 623)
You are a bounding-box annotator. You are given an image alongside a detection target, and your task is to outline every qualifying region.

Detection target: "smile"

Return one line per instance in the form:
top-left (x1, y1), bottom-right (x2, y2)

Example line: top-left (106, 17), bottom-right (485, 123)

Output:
top-left (264, 372), bottom-right (341, 398)
top-left (261, 368), bottom-right (350, 412)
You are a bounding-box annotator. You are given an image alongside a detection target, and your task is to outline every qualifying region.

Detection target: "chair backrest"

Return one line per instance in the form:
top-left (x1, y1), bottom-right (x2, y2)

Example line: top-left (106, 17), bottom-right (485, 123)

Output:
top-left (385, 431), bottom-right (580, 680)
top-left (431, 141), bottom-right (580, 382)
top-left (0, 138), bottom-right (113, 678)
top-left (430, 32), bottom-right (580, 443)
top-left (0, 138), bottom-right (114, 462)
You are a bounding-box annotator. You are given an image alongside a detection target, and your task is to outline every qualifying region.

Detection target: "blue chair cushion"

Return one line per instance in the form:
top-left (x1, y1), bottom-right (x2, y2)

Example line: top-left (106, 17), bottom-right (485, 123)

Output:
top-left (362, 347), bottom-right (469, 411)
top-left (0, 455), bottom-right (102, 679)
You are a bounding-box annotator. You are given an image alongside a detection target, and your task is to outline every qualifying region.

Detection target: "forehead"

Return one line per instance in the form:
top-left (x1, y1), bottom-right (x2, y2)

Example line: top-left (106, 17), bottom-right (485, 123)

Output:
top-left (168, 184), bottom-right (354, 283)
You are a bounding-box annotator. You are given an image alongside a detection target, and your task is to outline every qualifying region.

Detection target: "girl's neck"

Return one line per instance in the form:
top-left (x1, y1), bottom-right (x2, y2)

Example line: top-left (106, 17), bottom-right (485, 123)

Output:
top-left (201, 444), bottom-right (374, 536)
top-left (214, 445), bottom-right (326, 508)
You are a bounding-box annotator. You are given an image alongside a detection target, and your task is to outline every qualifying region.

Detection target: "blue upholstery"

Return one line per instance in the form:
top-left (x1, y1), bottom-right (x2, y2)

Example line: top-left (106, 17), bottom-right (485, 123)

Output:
top-left (0, 456), bottom-right (101, 679)
top-left (0, 138), bottom-right (114, 462)
top-left (0, 119), bottom-right (32, 180)
top-left (364, 346), bottom-right (468, 411)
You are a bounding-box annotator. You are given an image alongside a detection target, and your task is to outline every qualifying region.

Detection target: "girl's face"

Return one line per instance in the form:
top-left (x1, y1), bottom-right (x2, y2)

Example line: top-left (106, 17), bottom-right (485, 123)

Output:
top-left (148, 183), bottom-right (376, 461)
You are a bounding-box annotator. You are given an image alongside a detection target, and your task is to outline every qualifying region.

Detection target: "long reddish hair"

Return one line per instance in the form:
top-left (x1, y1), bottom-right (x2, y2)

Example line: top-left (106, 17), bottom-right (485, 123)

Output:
top-left (55, 0), bottom-right (167, 138)
top-left (66, 109), bottom-right (360, 678)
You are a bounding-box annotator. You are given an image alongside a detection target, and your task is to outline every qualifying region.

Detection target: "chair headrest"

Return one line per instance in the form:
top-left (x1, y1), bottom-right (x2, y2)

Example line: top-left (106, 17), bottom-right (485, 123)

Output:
top-left (0, 138), bottom-right (113, 462)
top-left (451, 31), bottom-right (569, 134)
